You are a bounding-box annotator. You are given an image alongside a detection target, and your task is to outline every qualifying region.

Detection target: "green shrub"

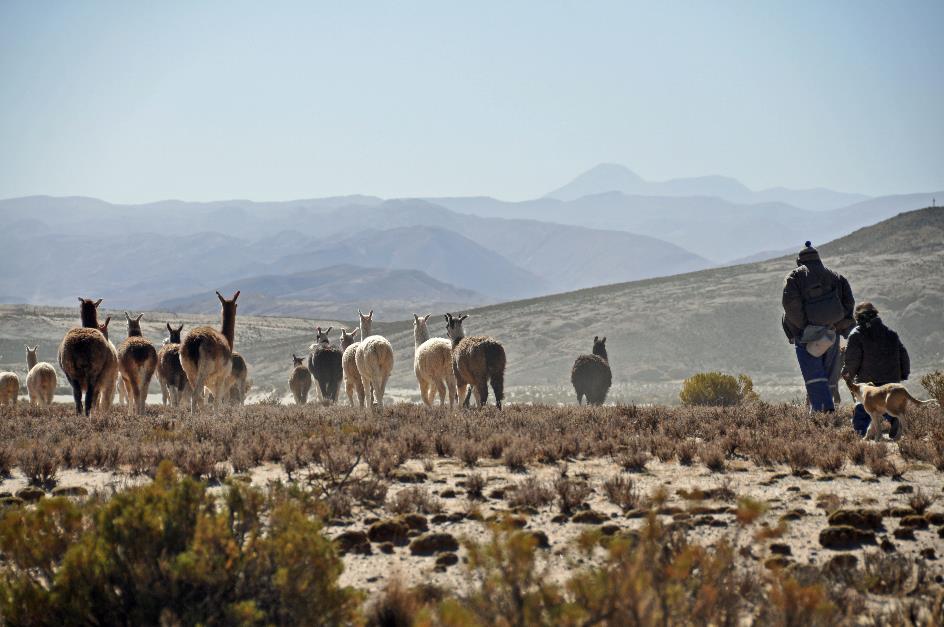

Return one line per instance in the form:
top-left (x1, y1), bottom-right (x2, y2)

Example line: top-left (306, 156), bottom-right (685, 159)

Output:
top-left (921, 371), bottom-right (944, 406)
top-left (0, 461), bottom-right (359, 625)
top-left (680, 372), bottom-right (758, 406)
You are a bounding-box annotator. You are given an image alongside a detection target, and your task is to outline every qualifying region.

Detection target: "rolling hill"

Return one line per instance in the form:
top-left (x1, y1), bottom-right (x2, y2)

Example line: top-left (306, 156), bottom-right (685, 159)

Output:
top-left (154, 264), bottom-right (487, 320)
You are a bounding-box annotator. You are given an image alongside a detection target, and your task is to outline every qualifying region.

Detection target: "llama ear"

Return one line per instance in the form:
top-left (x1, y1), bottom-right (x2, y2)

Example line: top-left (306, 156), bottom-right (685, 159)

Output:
top-left (216, 291), bottom-right (225, 304)
top-left (135, 314), bottom-right (144, 322)
top-left (423, 314), bottom-right (431, 322)
top-left (177, 324), bottom-right (184, 333)
top-left (352, 328), bottom-right (359, 336)
top-left (325, 326), bottom-right (332, 335)
top-left (601, 336), bottom-right (606, 344)
top-left (231, 291), bottom-right (240, 302)
top-left (413, 313), bottom-right (419, 323)
top-left (368, 309), bottom-right (373, 318)
top-left (125, 312), bottom-right (132, 321)
top-left (167, 323), bottom-right (173, 332)
top-left (594, 335), bottom-right (598, 342)
top-left (357, 308), bottom-right (363, 316)
top-left (78, 297), bottom-right (84, 304)
top-left (459, 315), bottom-right (468, 322)
top-left (102, 316), bottom-right (111, 327)
top-left (93, 299), bottom-right (102, 307)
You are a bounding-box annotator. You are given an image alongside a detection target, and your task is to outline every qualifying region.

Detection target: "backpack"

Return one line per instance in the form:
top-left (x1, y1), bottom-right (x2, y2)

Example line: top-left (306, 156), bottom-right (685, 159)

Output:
top-left (802, 278), bottom-right (845, 327)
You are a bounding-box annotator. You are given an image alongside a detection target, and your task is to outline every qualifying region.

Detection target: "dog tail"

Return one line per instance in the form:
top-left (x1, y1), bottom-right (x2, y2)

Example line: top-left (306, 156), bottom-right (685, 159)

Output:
top-left (904, 390), bottom-right (937, 405)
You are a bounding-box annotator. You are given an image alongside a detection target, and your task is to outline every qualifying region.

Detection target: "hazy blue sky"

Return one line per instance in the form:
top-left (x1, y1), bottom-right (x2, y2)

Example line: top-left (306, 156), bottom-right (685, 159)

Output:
top-left (1, 1), bottom-right (941, 203)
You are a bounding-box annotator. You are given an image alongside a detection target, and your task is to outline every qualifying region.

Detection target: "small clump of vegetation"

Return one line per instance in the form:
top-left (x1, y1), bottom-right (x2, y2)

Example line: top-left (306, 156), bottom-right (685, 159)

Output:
top-left (680, 372), bottom-right (758, 406)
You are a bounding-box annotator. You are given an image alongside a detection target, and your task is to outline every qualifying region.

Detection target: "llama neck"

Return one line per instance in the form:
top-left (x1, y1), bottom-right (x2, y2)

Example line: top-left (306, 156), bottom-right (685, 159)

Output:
top-left (360, 321), bottom-right (371, 340)
top-left (594, 348), bottom-right (608, 362)
top-left (129, 327), bottom-right (142, 338)
top-left (450, 332), bottom-right (464, 349)
top-left (80, 309), bottom-right (99, 329)
top-left (414, 327), bottom-right (429, 347)
top-left (221, 310), bottom-right (236, 350)
top-left (26, 352), bottom-right (37, 370)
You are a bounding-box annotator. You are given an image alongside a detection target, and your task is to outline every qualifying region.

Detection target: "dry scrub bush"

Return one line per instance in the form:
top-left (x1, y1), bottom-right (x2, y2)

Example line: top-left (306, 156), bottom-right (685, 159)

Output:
top-left (18, 445), bottom-right (59, 487)
top-left (458, 442), bottom-right (481, 468)
top-left (921, 371), bottom-right (944, 406)
top-left (603, 474), bottom-right (640, 512)
top-left (387, 487), bottom-right (443, 515)
top-left (507, 477), bottom-right (554, 510)
top-left (465, 473), bottom-right (485, 500)
top-left (553, 474), bottom-right (592, 515)
top-left (909, 489), bottom-right (935, 515)
top-left (786, 442), bottom-right (815, 475)
top-left (616, 438), bottom-right (649, 472)
top-left (699, 443), bottom-right (726, 472)
top-left (680, 372), bottom-right (758, 406)
top-left (676, 439), bottom-right (698, 466)
top-left (0, 462), bottom-right (358, 625)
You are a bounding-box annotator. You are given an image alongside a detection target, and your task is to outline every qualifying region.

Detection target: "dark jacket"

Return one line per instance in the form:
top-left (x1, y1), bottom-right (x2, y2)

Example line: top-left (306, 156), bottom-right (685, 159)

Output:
top-left (841, 318), bottom-right (910, 385)
top-left (781, 260), bottom-right (855, 342)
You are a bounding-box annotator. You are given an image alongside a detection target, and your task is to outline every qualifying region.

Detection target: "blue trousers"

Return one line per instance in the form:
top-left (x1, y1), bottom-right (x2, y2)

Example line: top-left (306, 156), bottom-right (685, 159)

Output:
top-left (851, 403), bottom-right (893, 437)
top-left (795, 336), bottom-right (840, 412)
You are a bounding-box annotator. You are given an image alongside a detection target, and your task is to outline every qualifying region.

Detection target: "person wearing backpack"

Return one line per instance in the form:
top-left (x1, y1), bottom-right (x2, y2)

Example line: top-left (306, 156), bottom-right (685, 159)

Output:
top-left (782, 241), bottom-right (855, 412)
top-left (841, 302), bottom-right (910, 438)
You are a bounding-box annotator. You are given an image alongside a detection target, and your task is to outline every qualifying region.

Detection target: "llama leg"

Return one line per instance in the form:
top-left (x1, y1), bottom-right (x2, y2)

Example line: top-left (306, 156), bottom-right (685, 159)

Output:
top-left (434, 379), bottom-right (447, 407)
top-left (475, 382), bottom-right (487, 408)
top-left (377, 376), bottom-right (387, 410)
top-left (84, 382), bottom-right (97, 417)
top-left (68, 378), bottom-right (83, 415)
top-left (190, 376), bottom-right (206, 413)
top-left (370, 375), bottom-right (384, 410)
top-left (447, 375), bottom-right (457, 408)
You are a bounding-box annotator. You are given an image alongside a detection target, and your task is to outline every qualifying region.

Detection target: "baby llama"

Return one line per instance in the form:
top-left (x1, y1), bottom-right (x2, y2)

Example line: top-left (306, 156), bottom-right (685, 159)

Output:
top-left (340, 327), bottom-right (363, 407)
top-left (58, 298), bottom-right (119, 416)
top-left (571, 336), bottom-right (612, 405)
top-left (307, 326), bottom-right (343, 405)
top-left (117, 313), bottom-right (158, 415)
top-left (180, 291), bottom-right (239, 412)
top-left (25, 345), bottom-right (57, 406)
top-left (289, 354), bottom-right (312, 405)
top-left (157, 323), bottom-right (191, 408)
top-left (413, 313), bottom-right (457, 407)
top-left (354, 310), bottom-right (394, 413)
top-left (445, 313), bottom-right (506, 409)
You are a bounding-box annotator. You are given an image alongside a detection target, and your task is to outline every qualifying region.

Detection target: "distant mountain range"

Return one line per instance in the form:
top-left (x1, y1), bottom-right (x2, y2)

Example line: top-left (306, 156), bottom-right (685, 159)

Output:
top-left (544, 163), bottom-right (870, 210)
top-left (1, 164), bottom-right (940, 318)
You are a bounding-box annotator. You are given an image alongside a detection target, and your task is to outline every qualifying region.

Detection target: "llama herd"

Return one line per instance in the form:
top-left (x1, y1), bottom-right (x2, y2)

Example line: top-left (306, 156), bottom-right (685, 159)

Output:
top-left (1, 290), bottom-right (614, 414)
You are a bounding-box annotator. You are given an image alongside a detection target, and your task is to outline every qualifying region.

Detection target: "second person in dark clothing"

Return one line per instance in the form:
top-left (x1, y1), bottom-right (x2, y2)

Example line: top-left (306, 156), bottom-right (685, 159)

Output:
top-left (841, 302), bottom-right (911, 438)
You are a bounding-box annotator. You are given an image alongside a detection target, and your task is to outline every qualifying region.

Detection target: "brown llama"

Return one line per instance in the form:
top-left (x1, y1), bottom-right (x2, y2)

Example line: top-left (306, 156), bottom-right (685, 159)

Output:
top-left (157, 323), bottom-right (191, 408)
top-left (289, 354), bottom-right (312, 405)
top-left (58, 298), bottom-right (118, 416)
top-left (571, 336), bottom-right (612, 405)
top-left (180, 290), bottom-right (239, 412)
top-left (117, 313), bottom-right (158, 415)
top-left (445, 313), bottom-right (505, 409)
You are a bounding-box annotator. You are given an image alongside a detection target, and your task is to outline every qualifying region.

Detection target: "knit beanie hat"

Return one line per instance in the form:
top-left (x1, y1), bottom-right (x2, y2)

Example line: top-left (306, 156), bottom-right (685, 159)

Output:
top-left (797, 241), bottom-right (820, 263)
top-left (854, 302), bottom-right (880, 326)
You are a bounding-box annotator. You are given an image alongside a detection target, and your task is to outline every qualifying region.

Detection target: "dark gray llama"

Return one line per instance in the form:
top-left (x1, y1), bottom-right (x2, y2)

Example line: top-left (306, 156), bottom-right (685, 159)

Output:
top-left (570, 336), bottom-right (612, 405)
